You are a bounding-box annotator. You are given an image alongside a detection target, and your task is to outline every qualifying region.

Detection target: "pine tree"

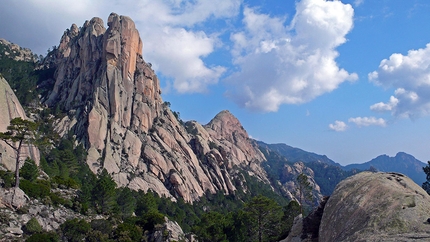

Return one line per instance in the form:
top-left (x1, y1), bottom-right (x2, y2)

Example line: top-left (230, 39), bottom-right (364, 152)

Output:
top-left (296, 173), bottom-right (313, 216)
top-left (92, 169), bottom-right (117, 214)
top-left (0, 117), bottom-right (38, 187)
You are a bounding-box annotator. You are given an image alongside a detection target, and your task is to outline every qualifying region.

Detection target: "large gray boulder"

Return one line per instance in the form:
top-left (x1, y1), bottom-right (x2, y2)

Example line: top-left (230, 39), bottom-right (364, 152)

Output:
top-left (319, 172), bottom-right (430, 241)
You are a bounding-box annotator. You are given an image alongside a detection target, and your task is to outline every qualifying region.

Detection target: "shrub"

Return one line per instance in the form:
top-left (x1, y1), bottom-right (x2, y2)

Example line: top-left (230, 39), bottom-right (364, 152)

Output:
top-left (20, 179), bottom-right (50, 199)
top-left (21, 158), bottom-right (39, 182)
top-left (23, 217), bottom-right (42, 234)
top-left (61, 218), bottom-right (91, 242)
top-left (26, 232), bottom-right (59, 242)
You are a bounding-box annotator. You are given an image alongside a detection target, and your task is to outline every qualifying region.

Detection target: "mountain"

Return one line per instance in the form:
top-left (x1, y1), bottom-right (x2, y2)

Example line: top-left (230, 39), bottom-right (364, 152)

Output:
top-left (257, 141), bottom-right (341, 166)
top-left (26, 13), bottom-right (323, 204)
top-left (344, 152), bottom-right (426, 185)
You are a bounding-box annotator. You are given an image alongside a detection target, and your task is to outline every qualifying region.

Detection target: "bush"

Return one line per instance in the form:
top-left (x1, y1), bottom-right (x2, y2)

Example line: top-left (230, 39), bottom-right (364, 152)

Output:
top-left (23, 217), bottom-right (42, 234)
top-left (0, 170), bottom-right (14, 188)
top-left (26, 232), bottom-right (59, 242)
top-left (20, 179), bottom-right (50, 199)
top-left (21, 158), bottom-right (39, 182)
top-left (61, 218), bottom-right (91, 242)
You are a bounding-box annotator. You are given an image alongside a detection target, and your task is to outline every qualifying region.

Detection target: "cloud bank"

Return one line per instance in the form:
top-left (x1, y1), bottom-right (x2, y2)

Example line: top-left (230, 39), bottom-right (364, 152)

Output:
top-left (225, 0), bottom-right (357, 112)
top-left (369, 43), bottom-right (430, 119)
top-left (0, 0), bottom-right (240, 93)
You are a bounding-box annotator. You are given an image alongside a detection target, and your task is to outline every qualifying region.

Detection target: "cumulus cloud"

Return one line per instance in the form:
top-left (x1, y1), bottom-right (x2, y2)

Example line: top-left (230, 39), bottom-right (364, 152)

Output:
top-left (329, 121), bottom-right (348, 132)
top-left (0, 0), bottom-right (241, 93)
top-left (368, 43), bottom-right (430, 119)
top-left (348, 117), bottom-right (387, 127)
top-left (225, 0), bottom-right (357, 112)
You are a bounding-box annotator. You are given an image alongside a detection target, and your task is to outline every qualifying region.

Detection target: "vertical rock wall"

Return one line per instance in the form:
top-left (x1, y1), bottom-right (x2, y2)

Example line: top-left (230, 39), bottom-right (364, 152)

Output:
top-left (0, 77), bottom-right (39, 170)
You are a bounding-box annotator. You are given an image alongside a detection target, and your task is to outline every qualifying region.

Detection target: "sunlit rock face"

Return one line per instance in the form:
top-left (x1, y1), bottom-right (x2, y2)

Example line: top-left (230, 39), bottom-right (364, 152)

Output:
top-left (45, 13), bottom-right (285, 202)
top-left (319, 171), bottom-right (430, 242)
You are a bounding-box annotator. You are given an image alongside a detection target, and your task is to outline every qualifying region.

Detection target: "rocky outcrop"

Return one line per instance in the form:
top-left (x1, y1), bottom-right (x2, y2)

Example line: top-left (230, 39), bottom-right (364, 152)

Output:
top-left (45, 13), bottom-right (275, 202)
top-left (0, 76), bottom-right (39, 171)
top-left (277, 162), bottom-right (323, 204)
top-left (319, 172), bottom-right (430, 242)
top-left (0, 39), bottom-right (37, 62)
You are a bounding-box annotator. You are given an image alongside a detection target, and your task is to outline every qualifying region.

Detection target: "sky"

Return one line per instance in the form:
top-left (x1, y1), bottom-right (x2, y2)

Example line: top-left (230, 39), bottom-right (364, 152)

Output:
top-left (1, 0), bottom-right (430, 165)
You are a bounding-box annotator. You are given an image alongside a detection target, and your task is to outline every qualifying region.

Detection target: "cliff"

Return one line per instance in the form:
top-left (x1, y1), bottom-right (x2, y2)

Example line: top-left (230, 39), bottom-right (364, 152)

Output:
top-left (0, 76), bottom-right (39, 170)
top-left (44, 13), bottom-right (283, 202)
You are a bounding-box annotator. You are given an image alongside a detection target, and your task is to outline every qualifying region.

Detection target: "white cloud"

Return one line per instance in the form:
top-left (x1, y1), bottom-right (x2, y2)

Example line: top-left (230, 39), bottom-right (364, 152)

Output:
top-left (329, 121), bottom-right (348, 132)
top-left (0, 0), bottom-right (241, 93)
top-left (348, 117), bottom-right (387, 127)
top-left (226, 0), bottom-right (357, 112)
top-left (369, 43), bottom-right (430, 118)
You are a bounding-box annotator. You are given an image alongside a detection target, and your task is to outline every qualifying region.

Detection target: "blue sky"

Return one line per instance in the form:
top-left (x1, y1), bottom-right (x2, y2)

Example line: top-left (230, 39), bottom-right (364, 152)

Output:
top-left (1, 0), bottom-right (430, 165)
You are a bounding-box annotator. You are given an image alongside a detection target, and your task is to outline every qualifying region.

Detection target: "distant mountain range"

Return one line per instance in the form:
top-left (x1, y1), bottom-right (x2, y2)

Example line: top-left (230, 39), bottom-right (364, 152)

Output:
top-left (257, 141), bottom-right (341, 166)
top-left (344, 152), bottom-right (427, 185)
top-left (257, 141), bottom-right (427, 186)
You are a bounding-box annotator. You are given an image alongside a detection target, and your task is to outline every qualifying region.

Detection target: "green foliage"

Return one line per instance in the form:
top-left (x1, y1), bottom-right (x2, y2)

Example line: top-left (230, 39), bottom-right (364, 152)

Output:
top-left (422, 161), bottom-right (430, 195)
top-left (0, 54), bottom-right (38, 105)
top-left (0, 170), bottom-right (14, 188)
top-left (296, 173), bottom-right (313, 216)
top-left (0, 42), bottom-right (56, 106)
top-left (281, 200), bottom-right (301, 238)
top-left (21, 158), bottom-right (39, 182)
top-left (91, 169), bottom-right (117, 215)
top-left (0, 117), bottom-right (38, 187)
top-left (116, 187), bottom-right (136, 219)
top-left (193, 211), bottom-right (229, 242)
top-left (26, 232), bottom-right (59, 242)
top-left (243, 195), bottom-right (284, 242)
top-left (90, 219), bottom-right (113, 236)
top-left (20, 179), bottom-right (50, 199)
top-left (60, 218), bottom-right (91, 242)
top-left (113, 222), bottom-right (143, 242)
top-left (23, 217), bottom-right (42, 234)
top-left (139, 210), bottom-right (165, 231)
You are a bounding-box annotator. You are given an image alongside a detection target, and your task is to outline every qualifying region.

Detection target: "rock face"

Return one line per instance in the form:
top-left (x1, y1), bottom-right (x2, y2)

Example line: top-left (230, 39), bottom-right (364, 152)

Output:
top-left (279, 162), bottom-right (323, 204)
top-left (45, 13), bottom-right (275, 202)
top-left (0, 76), bottom-right (39, 170)
top-left (0, 39), bottom-right (37, 62)
top-left (319, 172), bottom-right (430, 242)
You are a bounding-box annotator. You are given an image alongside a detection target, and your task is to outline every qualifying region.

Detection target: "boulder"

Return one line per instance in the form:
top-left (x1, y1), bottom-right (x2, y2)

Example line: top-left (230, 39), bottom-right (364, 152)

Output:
top-left (319, 172), bottom-right (430, 241)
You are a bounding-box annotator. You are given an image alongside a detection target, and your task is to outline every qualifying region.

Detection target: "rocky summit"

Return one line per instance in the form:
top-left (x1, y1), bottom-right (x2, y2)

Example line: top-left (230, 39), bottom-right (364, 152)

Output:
top-left (319, 172), bottom-right (430, 242)
top-left (41, 13), bottom-right (313, 203)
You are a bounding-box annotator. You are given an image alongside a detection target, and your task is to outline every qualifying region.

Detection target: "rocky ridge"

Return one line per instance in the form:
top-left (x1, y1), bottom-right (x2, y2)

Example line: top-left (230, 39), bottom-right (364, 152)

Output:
top-left (43, 13), bottom-right (299, 203)
top-left (0, 39), bottom-right (37, 62)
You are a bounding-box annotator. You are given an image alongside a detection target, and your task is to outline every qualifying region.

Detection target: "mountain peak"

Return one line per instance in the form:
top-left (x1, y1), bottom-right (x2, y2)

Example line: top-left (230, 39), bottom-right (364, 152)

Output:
top-left (206, 110), bottom-right (248, 142)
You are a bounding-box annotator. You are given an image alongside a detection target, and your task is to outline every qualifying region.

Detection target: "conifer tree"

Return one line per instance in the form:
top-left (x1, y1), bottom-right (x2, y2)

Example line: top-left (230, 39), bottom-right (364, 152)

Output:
top-left (0, 117), bottom-right (38, 187)
top-left (296, 173), bottom-right (313, 216)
